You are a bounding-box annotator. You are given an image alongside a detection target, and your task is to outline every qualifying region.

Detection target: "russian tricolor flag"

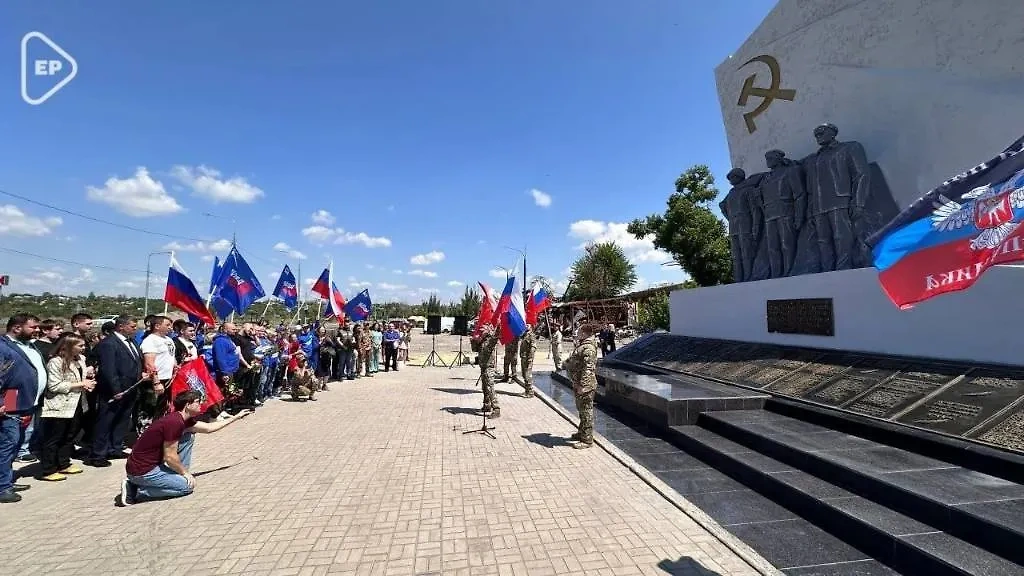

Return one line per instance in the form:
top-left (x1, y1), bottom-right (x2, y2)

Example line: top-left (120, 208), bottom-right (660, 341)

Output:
top-left (316, 262), bottom-right (347, 319)
top-left (525, 281), bottom-right (551, 324)
top-left (494, 273), bottom-right (528, 345)
top-left (165, 255), bottom-right (216, 326)
top-left (870, 134), bottom-right (1024, 309)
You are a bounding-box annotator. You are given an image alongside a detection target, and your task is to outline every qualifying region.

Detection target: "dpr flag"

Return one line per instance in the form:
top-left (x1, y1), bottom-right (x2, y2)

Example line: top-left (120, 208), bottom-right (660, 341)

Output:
top-left (272, 265), bottom-right (299, 310)
top-left (343, 289), bottom-right (372, 321)
top-left (213, 246), bottom-right (266, 315)
top-left (870, 134), bottom-right (1024, 308)
top-left (168, 357), bottom-right (224, 414)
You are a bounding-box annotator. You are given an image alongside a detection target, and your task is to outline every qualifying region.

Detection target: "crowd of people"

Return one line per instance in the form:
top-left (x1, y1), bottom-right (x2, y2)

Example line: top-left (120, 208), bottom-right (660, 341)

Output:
top-left (0, 310), bottom-right (419, 505)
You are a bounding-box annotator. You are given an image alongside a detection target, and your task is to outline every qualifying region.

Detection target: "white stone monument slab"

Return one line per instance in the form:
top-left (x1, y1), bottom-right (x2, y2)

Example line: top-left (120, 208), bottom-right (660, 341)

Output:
top-left (716, 0), bottom-right (1024, 209)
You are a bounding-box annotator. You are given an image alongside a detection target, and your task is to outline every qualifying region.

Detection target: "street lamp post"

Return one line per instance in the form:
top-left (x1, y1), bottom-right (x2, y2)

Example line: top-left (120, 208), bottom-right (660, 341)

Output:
top-left (503, 245), bottom-right (527, 294)
top-left (144, 250), bottom-right (174, 318)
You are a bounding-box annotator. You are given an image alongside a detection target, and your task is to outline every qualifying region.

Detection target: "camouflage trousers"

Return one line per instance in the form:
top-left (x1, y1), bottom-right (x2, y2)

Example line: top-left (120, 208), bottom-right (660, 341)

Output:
top-left (503, 351), bottom-right (518, 379)
top-left (481, 369), bottom-right (499, 411)
top-left (574, 390), bottom-right (595, 444)
top-left (519, 355), bottom-right (534, 392)
top-left (291, 383), bottom-right (315, 400)
top-left (359, 351), bottom-right (371, 376)
top-left (551, 343), bottom-right (562, 371)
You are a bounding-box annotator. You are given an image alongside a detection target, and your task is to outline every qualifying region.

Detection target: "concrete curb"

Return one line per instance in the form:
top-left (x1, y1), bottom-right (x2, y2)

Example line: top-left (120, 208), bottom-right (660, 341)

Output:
top-left (533, 380), bottom-right (784, 576)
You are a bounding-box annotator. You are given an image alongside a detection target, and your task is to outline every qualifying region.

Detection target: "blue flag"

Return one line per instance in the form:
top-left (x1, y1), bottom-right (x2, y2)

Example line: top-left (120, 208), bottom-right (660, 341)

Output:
top-left (208, 256), bottom-right (222, 294)
top-left (211, 296), bottom-right (235, 320)
top-left (212, 246), bottom-right (266, 316)
top-left (272, 265), bottom-right (299, 310)
top-left (343, 289), bottom-right (372, 321)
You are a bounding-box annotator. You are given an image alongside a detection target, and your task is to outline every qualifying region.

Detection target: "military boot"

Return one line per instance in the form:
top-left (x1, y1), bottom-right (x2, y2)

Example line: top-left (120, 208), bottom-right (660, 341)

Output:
top-left (573, 441), bottom-right (593, 450)
top-left (490, 408), bottom-right (501, 419)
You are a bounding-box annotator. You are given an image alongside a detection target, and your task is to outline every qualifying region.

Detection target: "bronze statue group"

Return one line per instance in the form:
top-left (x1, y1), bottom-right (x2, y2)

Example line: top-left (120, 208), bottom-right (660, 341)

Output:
top-left (471, 319), bottom-right (600, 449)
top-left (720, 122), bottom-right (899, 283)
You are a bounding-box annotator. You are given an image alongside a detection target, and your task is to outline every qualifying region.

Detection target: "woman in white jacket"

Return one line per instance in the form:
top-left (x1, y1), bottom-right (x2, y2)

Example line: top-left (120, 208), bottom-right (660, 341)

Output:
top-left (38, 335), bottom-right (95, 481)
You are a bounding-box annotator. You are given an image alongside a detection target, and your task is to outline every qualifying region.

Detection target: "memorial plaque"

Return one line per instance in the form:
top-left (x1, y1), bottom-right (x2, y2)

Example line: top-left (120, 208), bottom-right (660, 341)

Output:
top-left (898, 369), bottom-right (1024, 435)
top-left (844, 357), bottom-right (908, 381)
top-left (893, 363), bottom-right (967, 385)
top-left (844, 378), bottom-right (942, 418)
top-left (743, 365), bottom-right (797, 387)
top-left (807, 376), bottom-right (880, 407)
top-left (702, 360), bottom-right (763, 381)
top-left (768, 354), bottom-right (856, 397)
top-left (766, 298), bottom-right (834, 336)
top-left (971, 409), bottom-right (1024, 453)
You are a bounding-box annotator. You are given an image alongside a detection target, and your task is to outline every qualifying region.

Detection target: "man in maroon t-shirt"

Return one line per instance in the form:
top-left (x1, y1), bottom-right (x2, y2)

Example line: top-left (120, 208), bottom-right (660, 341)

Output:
top-left (120, 389), bottom-right (251, 505)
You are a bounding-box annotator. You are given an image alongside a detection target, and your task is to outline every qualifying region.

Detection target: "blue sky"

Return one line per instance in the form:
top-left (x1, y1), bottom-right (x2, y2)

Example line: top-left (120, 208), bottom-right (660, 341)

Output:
top-left (0, 1), bottom-right (775, 304)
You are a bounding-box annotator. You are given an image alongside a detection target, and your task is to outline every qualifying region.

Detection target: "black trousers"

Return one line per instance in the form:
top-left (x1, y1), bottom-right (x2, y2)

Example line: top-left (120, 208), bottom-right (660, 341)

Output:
top-left (240, 369), bottom-right (260, 405)
top-left (90, 391), bottom-right (136, 459)
top-left (383, 345), bottom-right (398, 371)
top-left (40, 404), bottom-right (83, 475)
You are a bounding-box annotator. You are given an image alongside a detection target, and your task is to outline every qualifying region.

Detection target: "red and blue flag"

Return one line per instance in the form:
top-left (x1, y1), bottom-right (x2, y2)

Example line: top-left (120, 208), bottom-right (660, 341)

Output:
top-left (525, 281), bottom-right (551, 324)
top-left (212, 246), bottom-right (266, 315)
top-left (272, 265), bottom-right (299, 310)
top-left (343, 289), bottom-right (372, 321)
top-left (870, 134), bottom-right (1024, 309)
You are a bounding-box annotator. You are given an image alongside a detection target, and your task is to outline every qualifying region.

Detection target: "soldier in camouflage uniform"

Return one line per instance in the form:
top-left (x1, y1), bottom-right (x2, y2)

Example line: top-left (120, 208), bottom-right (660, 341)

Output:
top-left (550, 320), bottom-right (563, 371)
top-left (500, 336), bottom-right (520, 383)
top-left (518, 324), bottom-right (536, 397)
top-left (565, 323), bottom-right (599, 449)
top-left (477, 324), bottom-right (501, 418)
top-left (356, 323), bottom-right (373, 377)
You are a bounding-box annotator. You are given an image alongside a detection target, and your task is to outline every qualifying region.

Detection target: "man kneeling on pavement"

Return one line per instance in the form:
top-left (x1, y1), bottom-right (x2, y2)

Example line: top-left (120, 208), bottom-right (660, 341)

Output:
top-left (120, 389), bottom-right (251, 505)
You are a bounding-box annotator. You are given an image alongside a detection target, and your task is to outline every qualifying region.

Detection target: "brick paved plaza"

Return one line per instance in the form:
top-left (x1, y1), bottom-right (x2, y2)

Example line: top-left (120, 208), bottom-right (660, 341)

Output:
top-left (0, 357), bottom-right (763, 576)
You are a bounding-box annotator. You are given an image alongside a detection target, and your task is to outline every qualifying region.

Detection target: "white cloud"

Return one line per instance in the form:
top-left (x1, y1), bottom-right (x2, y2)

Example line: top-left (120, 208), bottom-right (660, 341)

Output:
top-left (300, 226), bottom-right (392, 248)
top-left (392, 269), bottom-right (403, 274)
top-left (116, 280), bottom-right (140, 289)
top-left (69, 268), bottom-right (95, 286)
top-left (86, 167), bottom-right (184, 217)
top-left (311, 210), bottom-right (335, 225)
top-left (410, 250), bottom-right (445, 266)
top-left (377, 282), bottom-right (407, 291)
top-left (365, 264), bottom-right (376, 270)
top-left (407, 269), bottom-right (438, 278)
top-left (200, 254), bottom-right (215, 262)
top-left (162, 238), bottom-right (232, 252)
top-left (447, 280), bottom-right (463, 287)
top-left (170, 165), bottom-right (264, 204)
top-left (489, 268), bottom-right (508, 279)
top-left (270, 214), bottom-right (282, 220)
top-left (350, 281), bottom-right (372, 288)
top-left (0, 205), bottom-right (63, 236)
top-left (529, 188), bottom-right (552, 207)
top-left (15, 268), bottom-right (95, 291)
top-left (272, 242), bottom-right (307, 260)
top-left (567, 219), bottom-right (671, 263)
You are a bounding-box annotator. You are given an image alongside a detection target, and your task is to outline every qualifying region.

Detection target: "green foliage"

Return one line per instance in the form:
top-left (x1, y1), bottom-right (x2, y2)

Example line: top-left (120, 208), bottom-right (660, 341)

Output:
top-left (564, 242), bottom-right (638, 301)
top-left (422, 293), bottom-right (442, 315)
top-left (458, 285), bottom-right (482, 316)
top-left (636, 293), bottom-right (670, 332)
top-left (627, 164), bottom-right (733, 287)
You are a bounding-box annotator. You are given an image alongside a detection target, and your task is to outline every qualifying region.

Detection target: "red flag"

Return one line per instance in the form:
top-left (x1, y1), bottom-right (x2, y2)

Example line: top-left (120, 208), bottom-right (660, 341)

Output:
top-left (169, 358), bottom-right (224, 413)
top-left (473, 281), bottom-right (499, 338)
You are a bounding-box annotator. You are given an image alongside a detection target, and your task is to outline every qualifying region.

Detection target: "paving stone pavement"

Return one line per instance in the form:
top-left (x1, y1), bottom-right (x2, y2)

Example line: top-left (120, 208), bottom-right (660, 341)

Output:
top-left (0, 360), bottom-right (759, 576)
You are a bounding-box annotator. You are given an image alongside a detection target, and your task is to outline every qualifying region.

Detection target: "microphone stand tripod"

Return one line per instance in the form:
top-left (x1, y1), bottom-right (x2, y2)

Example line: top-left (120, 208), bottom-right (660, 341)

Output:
top-left (423, 333), bottom-right (448, 367)
top-left (449, 335), bottom-right (468, 369)
top-left (463, 372), bottom-right (496, 439)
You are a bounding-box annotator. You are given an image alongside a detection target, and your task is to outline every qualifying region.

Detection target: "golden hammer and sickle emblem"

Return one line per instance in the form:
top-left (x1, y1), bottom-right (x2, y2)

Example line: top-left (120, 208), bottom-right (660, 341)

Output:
top-left (736, 55), bottom-right (796, 134)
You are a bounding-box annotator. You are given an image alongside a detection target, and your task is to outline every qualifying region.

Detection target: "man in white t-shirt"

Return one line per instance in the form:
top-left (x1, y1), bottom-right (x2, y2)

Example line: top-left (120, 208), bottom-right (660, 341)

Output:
top-left (139, 316), bottom-right (177, 431)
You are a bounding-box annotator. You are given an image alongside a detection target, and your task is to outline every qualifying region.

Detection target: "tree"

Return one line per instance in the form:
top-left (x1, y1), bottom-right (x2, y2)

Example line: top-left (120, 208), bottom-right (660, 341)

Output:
top-left (636, 293), bottom-right (670, 332)
top-left (564, 242), bottom-right (637, 301)
top-left (422, 293), bottom-right (442, 315)
top-left (458, 285), bottom-right (482, 316)
top-left (627, 164), bottom-right (733, 286)
top-left (529, 275), bottom-right (555, 297)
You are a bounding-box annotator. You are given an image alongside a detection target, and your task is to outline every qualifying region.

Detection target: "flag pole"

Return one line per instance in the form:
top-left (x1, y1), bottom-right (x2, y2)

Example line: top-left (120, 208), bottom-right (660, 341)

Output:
top-left (259, 298), bottom-right (274, 321)
top-left (163, 252), bottom-right (174, 314)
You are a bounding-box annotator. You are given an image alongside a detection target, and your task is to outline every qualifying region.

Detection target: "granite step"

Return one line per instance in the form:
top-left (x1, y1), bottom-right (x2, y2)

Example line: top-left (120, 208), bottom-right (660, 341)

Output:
top-left (666, 423), bottom-right (1023, 576)
top-left (698, 409), bottom-right (1024, 568)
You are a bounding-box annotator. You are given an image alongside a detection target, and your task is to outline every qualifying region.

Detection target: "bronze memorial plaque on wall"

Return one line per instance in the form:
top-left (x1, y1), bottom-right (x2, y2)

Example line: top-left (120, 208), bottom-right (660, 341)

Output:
top-left (766, 298), bottom-right (834, 337)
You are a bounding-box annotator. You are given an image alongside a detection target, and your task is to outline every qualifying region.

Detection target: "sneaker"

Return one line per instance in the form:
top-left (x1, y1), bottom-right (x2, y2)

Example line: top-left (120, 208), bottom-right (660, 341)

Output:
top-left (119, 477), bottom-right (135, 506)
top-left (59, 465), bottom-right (84, 475)
top-left (39, 472), bottom-right (67, 482)
top-left (255, 399), bottom-right (264, 407)
top-left (0, 490), bottom-right (22, 503)
top-left (84, 458), bottom-right (112, 468)
top-left (14, 455), bottom-right (38, 464)
top-left (12, 483), bottom-right (30, 492)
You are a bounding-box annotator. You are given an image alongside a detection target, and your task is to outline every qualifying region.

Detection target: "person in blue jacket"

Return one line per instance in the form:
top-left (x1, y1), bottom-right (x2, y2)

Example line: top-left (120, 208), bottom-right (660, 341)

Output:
top-left (203, 323), bottom-right (241, 417)
top-left (0, 314), bottom-right (45, 503)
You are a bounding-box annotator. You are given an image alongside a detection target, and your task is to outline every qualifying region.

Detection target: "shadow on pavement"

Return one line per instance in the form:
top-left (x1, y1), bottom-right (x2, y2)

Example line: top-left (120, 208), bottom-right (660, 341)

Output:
top-left (657, 556), bottom-right (723, 575)
top-left (431, 387), bottom-right (477, 395)
top-left (521, 432), bottom-right (573, 448)
top-left (441, 406), bottom-right (481, 416)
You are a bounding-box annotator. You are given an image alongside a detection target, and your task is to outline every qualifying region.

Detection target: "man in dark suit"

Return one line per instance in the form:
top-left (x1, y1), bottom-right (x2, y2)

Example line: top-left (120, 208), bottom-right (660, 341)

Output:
top-left (87, 315), bottom-right (145, 467)
top-left (0, 314), bottom-right (45, 503)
